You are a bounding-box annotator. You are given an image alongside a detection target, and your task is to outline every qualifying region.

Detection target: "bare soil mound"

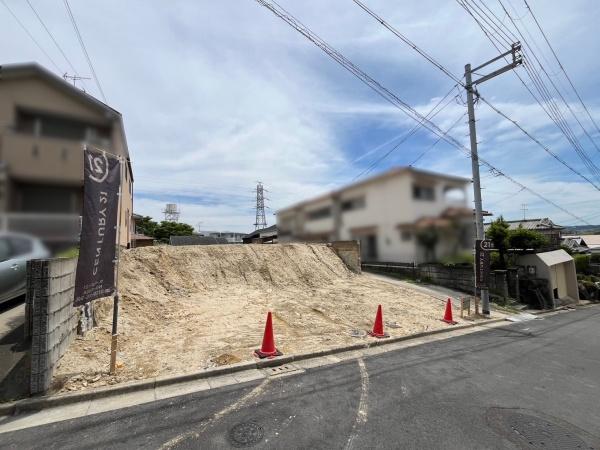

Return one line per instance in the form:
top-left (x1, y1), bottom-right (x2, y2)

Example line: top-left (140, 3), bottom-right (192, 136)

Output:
top-left (54, 243), bottom-right (466, 392)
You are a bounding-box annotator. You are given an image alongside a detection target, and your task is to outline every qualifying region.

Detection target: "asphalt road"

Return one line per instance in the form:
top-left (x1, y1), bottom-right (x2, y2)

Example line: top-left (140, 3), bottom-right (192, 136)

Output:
top-left (2, 306), bottom-right (600, 449)
top-left (0, 297), bottom-right (28, 402)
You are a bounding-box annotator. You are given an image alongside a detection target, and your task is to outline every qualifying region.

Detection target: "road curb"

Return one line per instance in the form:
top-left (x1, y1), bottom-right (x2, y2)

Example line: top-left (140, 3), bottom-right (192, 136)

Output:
top-left (0, 306), bottom-right (575, 417)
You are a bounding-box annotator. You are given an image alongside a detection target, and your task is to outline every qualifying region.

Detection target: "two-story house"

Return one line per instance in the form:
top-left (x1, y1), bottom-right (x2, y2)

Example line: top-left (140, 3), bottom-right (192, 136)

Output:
top-left (277, 166), bottom-right (474, 263)
top-left (0, 63), bottom-right (133, 251)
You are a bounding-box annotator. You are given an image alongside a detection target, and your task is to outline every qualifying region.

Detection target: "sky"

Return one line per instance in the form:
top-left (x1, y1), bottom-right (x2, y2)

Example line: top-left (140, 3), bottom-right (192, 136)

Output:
top-left (2, 0), bottom-right (600, 232)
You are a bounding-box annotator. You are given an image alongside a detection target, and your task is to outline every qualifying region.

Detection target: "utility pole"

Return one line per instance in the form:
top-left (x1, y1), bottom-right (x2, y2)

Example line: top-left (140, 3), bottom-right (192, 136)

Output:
top-left (254, 182), bottom-right (268, 230)
top-left (465, 42), bottom-right (522, 316)
top-left (521, 203), bottom-right (528, 220)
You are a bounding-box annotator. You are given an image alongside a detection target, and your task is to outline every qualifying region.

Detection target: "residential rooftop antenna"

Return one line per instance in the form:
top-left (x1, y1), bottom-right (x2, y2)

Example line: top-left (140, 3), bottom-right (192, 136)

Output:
top-left (63, 72), bottom-right (90, 89)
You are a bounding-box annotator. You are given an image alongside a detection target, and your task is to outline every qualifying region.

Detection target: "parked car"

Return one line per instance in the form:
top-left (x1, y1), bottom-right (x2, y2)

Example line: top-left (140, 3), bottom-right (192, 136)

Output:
top-left (0, 232), bottom-right (50, 305)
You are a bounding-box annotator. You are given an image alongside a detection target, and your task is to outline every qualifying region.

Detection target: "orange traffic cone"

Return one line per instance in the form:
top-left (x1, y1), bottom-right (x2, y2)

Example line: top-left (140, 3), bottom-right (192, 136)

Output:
top-left (254, 311), bottom-right (282, 358)
top-left (368, 305), bottom-right (390, 338)
top-left (442, 298), bottom-right (457, 325)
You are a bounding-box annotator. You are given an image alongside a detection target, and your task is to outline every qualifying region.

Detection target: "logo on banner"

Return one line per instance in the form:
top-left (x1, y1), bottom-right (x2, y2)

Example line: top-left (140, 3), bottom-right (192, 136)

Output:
top-left (87, 151), bottom-right (109, 183)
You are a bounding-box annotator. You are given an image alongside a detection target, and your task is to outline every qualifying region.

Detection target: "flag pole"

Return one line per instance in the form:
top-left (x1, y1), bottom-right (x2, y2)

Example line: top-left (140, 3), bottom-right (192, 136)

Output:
top-left (110, 155), bottom-right (124, 375)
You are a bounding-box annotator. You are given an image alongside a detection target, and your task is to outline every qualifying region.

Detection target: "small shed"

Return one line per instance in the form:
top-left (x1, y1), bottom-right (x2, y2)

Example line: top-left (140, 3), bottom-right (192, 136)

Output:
top-left (131, 234), bottom-right (154, 248)
top-left (517, 249), bottom-right (579, 305)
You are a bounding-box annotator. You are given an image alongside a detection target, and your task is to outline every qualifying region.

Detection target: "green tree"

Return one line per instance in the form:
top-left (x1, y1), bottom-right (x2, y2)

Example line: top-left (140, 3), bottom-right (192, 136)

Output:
top-left (153, 221), bottom-right (195, 243)
top-left (507, 226), bottom-right (548, 250)
top-left (486, 216), bottom-right (509, 268)
top-left (136, 216), bottom-right (158, 237)
top-left (416, 226), bottom-right (439, 262)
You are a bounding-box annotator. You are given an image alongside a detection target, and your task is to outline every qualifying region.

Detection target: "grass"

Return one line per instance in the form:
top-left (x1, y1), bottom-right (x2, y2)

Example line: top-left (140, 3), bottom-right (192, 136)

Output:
top-left (56, 247), bottom-right (79, 258)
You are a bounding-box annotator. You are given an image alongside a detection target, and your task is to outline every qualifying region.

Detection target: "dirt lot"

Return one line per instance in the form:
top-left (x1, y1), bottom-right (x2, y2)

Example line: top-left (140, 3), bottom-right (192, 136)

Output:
top-left (53, 243), bottom-right (476, 392)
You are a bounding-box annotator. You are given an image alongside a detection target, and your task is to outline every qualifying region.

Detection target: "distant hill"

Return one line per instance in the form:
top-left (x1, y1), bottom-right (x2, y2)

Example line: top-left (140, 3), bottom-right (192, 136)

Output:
top-left (562, 225), bottom-right (600, 235)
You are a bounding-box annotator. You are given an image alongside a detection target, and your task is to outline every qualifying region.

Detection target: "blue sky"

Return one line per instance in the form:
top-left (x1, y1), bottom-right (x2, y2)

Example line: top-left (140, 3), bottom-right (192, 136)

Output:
top-left (2, 0), bottom-right (600, 231)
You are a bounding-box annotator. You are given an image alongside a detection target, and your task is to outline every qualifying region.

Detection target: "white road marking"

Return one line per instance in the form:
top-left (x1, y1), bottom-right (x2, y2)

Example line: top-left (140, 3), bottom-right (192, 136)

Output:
top-left (344, 358), bottom-right (369, 450)
top-left (159, 378), bottom-right (270, 449)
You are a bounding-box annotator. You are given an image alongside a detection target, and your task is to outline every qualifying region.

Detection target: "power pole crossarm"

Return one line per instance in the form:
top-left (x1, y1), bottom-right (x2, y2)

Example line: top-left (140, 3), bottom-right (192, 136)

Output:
top-left (466, 43), bottom-right (522, 316)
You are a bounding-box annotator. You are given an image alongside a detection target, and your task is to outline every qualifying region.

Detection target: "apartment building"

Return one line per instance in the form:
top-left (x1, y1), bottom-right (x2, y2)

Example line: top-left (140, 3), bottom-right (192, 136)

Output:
top-left (0, 63), bottom-right (133, 250)
top-left (277, 167), bottom-right (474, 263)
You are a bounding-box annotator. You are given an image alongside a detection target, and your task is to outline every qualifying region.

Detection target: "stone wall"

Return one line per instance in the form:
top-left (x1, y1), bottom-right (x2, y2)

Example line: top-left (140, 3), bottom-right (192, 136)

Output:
top-left (329, 241), bottom-right (361, 273)
top-left (28, 258), bottom-right (79, 395)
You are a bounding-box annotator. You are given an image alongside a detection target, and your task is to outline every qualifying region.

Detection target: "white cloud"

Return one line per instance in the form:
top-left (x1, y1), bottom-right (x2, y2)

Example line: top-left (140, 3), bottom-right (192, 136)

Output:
top-left (2, 0), bottom-right (599, 230)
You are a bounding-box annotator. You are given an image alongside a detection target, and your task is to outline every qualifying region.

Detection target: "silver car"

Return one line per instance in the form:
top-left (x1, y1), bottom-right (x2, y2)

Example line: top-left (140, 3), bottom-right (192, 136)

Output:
top-left (0, 232), bottom-right (50, 305)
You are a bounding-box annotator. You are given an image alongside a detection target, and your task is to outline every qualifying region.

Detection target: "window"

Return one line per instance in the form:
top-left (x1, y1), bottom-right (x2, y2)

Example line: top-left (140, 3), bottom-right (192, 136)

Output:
top-left (401, 230), bottom-right (412, 241)
top-left (341, 196), bottom-right (365, 212)
top-left (413, 184), bottom-right (435, 201)
top-left (16, 110), bottom-right (36, 134)
top-left (15, 109), bottom-right (111, 143)
top-left (306, 206), bottom-right (331, 221)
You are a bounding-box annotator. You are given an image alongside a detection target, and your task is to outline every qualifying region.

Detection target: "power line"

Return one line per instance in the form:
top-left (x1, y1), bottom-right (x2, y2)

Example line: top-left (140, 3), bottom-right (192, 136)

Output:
top-left (62, 0), bottom-right (106, 101)
top-left (496, 0), bottom-right (600, 155)
top-left (456, 0), bottom-right (600, 183)
top-left (409, 112), bottom-right (467, 167)
top-left (523, 0), bottom-right (600, 140)
top-left (351, 0), bottom-right (600, 191)
top-left (353, 82), bottom-right (459, 180)
top-left (255, 0), bottom-right (591, 224)
top-left (1, 0), bottom-right (62, 73)
top-left (25, 0), bottom-right (85, 86)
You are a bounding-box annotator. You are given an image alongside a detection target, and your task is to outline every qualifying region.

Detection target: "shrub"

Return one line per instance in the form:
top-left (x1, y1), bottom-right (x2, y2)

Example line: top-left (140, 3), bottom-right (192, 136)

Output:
top-left (574, 254), bottom-right (590, 273)
top-left (507, 227), bottom-right (548, 250)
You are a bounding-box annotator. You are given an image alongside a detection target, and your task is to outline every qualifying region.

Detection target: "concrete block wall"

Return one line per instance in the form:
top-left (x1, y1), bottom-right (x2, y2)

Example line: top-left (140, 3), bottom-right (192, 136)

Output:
top-left (329, 241), bottom-right (361, 273)
top-left (418, 264), bottom-right (474, 293)
top-left (29, 258), bottom-right (79, 395)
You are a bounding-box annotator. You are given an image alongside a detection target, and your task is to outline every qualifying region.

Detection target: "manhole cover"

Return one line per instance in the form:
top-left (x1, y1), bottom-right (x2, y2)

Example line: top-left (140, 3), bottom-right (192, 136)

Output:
top-left (487, 408), bottom-right (596, 449)
top-left (228, 422), bottom-right (264, 447)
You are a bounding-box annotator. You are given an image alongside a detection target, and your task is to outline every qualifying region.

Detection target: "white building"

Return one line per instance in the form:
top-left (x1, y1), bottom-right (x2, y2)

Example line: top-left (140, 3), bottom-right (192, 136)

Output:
top-left (277, 167), bottom-right (475, 263)
top-left (202, 231), bottom-right (245, 244)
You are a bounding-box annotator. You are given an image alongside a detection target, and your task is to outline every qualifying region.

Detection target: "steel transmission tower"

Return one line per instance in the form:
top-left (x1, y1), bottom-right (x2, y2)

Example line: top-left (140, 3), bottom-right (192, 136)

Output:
top-left (254, 182), bottom-right (268, 230)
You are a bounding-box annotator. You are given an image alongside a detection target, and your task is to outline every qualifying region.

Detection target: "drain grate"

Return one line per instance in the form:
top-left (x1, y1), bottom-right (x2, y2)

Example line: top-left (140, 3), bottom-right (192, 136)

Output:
top-left (487, 408), bottom-right (595, 449)
top-left (228, 422), bottom-right (264, 447)
top-left (263, 364), bottom-right (304, 378)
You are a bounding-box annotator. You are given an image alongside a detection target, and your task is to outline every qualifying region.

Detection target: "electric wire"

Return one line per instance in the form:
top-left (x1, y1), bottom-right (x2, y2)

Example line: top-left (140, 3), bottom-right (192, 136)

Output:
top-left (63, 0), bottom-right (106, 101)
top-left (255, 0), bottom-right (591, 224)
top-left (524, 0), bottom-right (600, 139)
top-left (25, 0), bottom-right (84, 85)
top-left (1, 0), bottom-right (62, 73)
top-left (353, 82), bottom-right (459, 180)
top-left (456, 0), bottom-right (600, 182)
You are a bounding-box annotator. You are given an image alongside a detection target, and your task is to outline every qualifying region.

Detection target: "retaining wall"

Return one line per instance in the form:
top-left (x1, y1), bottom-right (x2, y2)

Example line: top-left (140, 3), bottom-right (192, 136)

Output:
top-left (329, 241), bottom-right (361, 273)
top-left (28, 258), bottom-right (79, 395)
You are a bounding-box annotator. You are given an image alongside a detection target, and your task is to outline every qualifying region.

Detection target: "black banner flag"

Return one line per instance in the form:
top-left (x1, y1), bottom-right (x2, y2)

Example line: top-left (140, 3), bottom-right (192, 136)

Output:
top-left (74, 148), bottom-right (121, 306)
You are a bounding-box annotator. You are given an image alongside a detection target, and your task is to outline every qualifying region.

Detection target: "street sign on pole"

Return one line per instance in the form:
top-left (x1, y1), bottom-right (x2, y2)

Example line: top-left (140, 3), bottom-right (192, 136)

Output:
top-left (475, 239), bottom-right (492, 288)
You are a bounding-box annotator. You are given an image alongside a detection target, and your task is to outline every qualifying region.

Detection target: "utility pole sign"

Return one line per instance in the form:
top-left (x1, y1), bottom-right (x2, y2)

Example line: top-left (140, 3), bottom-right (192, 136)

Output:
top-left (74, 147), bottom-right (121, 306)
top-left (475, 239), bottom-right (493, 289)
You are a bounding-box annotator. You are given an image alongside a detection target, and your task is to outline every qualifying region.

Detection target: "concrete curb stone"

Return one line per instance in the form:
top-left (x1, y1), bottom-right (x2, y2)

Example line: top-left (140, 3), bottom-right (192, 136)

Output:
top-left (0, 305), bottom-right (574, 417)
